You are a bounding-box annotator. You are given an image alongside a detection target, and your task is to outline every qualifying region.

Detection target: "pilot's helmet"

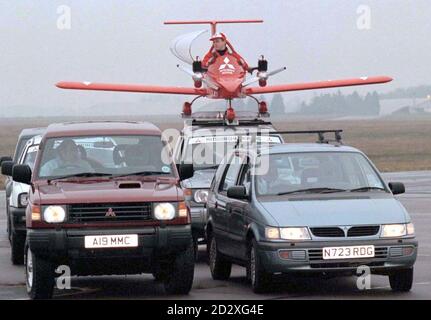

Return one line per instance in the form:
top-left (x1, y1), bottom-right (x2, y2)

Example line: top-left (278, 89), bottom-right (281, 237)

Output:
top-left (209, 33), bottom-right (226, 41)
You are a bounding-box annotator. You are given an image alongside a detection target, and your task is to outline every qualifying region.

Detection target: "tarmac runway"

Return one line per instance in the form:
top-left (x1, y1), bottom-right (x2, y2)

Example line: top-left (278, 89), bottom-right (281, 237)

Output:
top-left (0, 171), bottom-right (430, 300)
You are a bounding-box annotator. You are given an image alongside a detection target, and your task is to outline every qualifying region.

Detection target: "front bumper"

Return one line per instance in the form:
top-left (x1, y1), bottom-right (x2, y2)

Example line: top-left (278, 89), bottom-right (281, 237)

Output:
top-left (257, 238), bottom-right (418, 275)
top-left (27, 225), bottom-right (192, 274)
top-left (9, 206), bottom-right (26, 233)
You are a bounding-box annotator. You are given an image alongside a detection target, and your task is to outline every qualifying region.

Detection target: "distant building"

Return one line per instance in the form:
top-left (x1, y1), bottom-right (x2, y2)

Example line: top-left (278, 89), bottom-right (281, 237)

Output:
top-left (379, 98), bottom-right (431, 115)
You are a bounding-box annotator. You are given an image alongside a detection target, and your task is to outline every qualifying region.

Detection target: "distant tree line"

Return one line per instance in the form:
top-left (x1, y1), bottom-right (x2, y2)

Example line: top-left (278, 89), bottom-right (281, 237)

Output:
top-left (297, 91), bottom-right (381, 116)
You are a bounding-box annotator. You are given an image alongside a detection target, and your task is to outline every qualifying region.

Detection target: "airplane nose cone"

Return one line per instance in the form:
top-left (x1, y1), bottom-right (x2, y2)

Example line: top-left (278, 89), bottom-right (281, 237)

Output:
top-left (219, 79), bottom-right (242, 96)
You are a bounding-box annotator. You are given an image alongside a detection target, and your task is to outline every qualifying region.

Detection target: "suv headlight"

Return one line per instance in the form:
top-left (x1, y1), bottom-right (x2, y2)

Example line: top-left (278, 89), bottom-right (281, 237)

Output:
top-left (43, 205), bottom-right (66, 223)
top-left (154, 203), bottom-right (176, 220)
top-left (265, 227), bottom-right (311, 241)
top-left (194, 189), bottom-right (209, 203)
top-left (18, 193), bottom-right (29, 208)
top-left (381, 223), bottom-right (415, 238)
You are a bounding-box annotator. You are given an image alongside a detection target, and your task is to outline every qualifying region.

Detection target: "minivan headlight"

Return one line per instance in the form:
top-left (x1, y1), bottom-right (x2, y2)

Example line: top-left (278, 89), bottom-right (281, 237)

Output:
top-left (43, 205), bottom-right (66, 223)
top-left (381, 223), bottom-right (414, 238)
top-left (280, 227), bottom-right (311, 240)
top-left (265, 227), bottom-right (311, 241)
top-left (154, 203), bottom-right (176, 220)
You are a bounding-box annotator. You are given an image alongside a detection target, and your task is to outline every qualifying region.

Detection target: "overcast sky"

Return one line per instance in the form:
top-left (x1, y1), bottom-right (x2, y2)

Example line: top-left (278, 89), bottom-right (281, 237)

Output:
top-left (1, 0), bottom-right (430, 116)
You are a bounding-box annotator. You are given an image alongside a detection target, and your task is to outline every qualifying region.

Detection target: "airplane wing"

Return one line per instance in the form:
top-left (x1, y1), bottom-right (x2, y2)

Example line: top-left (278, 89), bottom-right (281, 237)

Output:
top-left (56, 82), bottom-right (206, 95)
top-left (244, 76), bottom-right (392, 95)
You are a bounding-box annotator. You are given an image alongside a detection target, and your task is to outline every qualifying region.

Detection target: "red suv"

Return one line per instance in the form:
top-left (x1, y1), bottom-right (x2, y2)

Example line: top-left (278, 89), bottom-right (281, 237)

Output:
top-left (12, 121), bottom-right (194, 299)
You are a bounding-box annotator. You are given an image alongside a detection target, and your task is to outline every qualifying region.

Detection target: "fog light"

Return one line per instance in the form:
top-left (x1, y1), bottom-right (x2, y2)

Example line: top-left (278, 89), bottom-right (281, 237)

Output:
top-left (390, 247), bottom-right (403, 257)
top-left (403, 246), bottom-right (415, 256)
top-left (278, 250), bottom-right (290, 260)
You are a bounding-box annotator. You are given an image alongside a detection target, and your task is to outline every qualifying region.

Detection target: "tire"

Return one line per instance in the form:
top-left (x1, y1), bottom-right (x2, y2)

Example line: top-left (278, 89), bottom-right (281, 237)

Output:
top-left (6, 204), bottom-right (11, 243)
top-left (193, 235), bottom-right (199, 261)
top-left (163, 241), bottom-right (195, 295)
top-left (25, 245), bottom-right (55, 299)
top-left (11, 232), bottom-right (25, 265)
top-left (389, 268), bottom-right (414, 292)
top-left (208, 235), bottom-right (232, 280)
top-left (248, 238), bottom-right (271, 293)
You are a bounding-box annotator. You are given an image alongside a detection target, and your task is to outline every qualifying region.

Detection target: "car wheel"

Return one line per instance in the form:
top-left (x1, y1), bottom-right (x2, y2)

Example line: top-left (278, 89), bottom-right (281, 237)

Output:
top-left (163, 241), bottom-right (195, 295)
top-left (11, 232), bottom-right (25, 265)
top-left (208, 235), bottom-right (231, 280)
top-left (249, 238), bottom-right (271, 293)
top-left (25, 245), bottom-right (55, 299)
top-left (389, 268), bottom-right (414, 292)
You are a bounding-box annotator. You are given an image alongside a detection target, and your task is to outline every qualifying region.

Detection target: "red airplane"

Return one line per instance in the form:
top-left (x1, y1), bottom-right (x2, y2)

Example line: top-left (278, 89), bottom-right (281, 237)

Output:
top-left (56, 19), bottom-right (392, 122)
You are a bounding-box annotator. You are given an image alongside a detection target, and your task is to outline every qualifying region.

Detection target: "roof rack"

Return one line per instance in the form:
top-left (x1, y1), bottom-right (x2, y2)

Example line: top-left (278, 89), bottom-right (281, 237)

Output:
top-left (184, 111), bottom-right (272, 127)
top-left (267, 130), bottom-right (343, 144)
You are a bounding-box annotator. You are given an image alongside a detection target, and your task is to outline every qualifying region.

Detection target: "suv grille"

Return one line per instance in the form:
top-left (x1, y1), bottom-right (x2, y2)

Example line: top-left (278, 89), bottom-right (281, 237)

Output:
top-left (68, 203), bottom-right (152, 223)
top-left (310, 225), bottom-right (380, 238)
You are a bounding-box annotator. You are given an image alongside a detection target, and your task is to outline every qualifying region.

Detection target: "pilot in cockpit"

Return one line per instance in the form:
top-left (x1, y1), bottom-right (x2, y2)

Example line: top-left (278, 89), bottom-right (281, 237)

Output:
top-left (202, 33), bottom-right (249, 72)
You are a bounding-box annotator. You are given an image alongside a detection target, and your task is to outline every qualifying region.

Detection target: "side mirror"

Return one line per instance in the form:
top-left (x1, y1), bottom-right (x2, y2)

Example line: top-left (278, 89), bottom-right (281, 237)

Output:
top-left (227, 186), bottom-right (248, 200)
top-left (0, 156), bottom-right (12, 166)
top-left (12, 165), bottom-right (32, 185)
top-left (388, 182), bottom-right (405, 195)
top-left (178, 164), bottom-right (194, 181)
top-left (1, 161), bottom-right (14, 176)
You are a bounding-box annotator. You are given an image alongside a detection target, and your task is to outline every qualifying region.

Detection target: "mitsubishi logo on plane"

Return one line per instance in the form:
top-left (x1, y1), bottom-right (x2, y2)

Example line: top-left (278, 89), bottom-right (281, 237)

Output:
top-left (219, 57), bottom-right (235, 73)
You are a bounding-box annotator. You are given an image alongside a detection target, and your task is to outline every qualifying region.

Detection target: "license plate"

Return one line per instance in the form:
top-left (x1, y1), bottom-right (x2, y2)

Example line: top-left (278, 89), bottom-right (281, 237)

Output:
top-left (84, 234), bottom-right (138, 249)
top-left (322, 245), bottom-right (375, 260)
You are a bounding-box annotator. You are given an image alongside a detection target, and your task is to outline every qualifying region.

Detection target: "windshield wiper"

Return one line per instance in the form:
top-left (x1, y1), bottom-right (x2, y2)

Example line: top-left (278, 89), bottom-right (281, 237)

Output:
top-left (110, 171), bottom-right (170, 179)
top-left (277, 187), bottom-right (347, 196)
top-left (349, 186), bottom-right (387, 192)
top-left (48, 172), bottom-right (113, 183)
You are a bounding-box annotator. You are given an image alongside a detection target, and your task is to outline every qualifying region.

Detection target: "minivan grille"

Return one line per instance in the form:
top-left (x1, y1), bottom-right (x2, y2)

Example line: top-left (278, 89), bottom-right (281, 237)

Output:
top-left (68, 203), bottom-right (152, 223)
top-left (310, 225), bottom-right (381, 238)
top-left (347, 226), bottom-right (380, 237)
top-left (310, 227), bottom-right (345, 238)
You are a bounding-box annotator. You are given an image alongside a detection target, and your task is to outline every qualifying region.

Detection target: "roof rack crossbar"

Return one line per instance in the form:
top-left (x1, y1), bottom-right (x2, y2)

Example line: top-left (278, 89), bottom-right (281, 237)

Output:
top-left (265, 130), bottom-right (344, 144)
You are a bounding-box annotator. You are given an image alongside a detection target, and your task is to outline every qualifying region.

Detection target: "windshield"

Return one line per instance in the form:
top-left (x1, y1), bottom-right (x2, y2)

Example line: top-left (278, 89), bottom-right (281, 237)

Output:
top-left (255, 152), bottom-right (386, 196)
top-left (37, 135), bottom-right (174, 179)
top-left (183, 134), bottom-right (282, 170)
top-left (14, 137), bottom-right (31, 162)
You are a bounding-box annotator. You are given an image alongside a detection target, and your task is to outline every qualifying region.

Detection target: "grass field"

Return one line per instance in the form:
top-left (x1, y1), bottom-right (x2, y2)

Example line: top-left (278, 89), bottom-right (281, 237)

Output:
top-left (1, 116), bottom-right (431, 189)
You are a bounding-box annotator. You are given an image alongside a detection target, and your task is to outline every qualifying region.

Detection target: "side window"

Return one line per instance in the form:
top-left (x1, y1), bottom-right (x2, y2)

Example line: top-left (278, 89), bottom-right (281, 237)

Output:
top-left (238, 159), bottom-right (251, 194)
top-left (219, 155), bottom-right (242, 193)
